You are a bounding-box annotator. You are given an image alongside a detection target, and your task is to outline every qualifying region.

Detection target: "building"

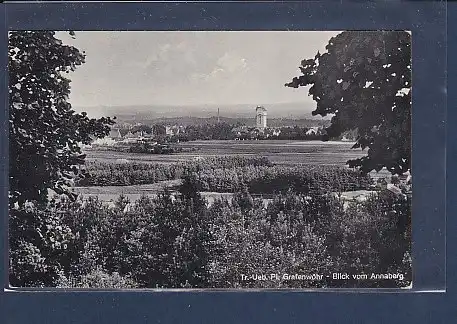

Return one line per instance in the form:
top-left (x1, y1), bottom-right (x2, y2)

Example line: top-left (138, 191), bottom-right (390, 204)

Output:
top-left (231, 125), bottom-right (249, 136)
top-left (165, 126), bottom-right (175, 136)
top-left (269, 128), bottom-right (281, 137)
top-left (165, 125), bottom-right (182, 136)
top-left (108, 127), bottom-right (122, 140)
top-left (124, 131), bottom-right (137, 139)
top-left (306, 126), bottom-right (320, 135)
top-left (255, 106), bottom-right (267, 130)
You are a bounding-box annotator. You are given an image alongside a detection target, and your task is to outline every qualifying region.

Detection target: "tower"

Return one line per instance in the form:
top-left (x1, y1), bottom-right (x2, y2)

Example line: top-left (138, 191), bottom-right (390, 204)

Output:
top-left (217, 108), bottom-right (220, 123)
top-left (255, 106), bottom-right (267, 130)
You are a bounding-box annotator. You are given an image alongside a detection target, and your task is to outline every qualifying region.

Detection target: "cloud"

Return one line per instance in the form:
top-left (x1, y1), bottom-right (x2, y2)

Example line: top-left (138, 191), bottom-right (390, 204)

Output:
top-left (61, 31), bottom-right (339, 107)
top-left (127, 42), bottom-right (186, 70)
top-left (128, 53), bottom-right (159, 69)
top-left (216, 52), bottom-right (248, 73)
top-left (159, 43), bottom-right (171, 53)
top-left (190, 52), bottom-right (249, 82)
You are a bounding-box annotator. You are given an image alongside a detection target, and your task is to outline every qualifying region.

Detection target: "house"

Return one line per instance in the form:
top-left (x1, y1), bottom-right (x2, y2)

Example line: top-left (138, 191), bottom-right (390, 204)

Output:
top-left (262, 128), bottom-right (281, 139)
top-left (386, 183), bottom-right (404, 196)
top-left (109, 128), bottom-right (122, 139)
top-left (165, 125), bottom-right (183, 136)
top-left (124, 131), bottom-right (137, 139)
top-left (231, 125), bottom-right (249, 136)
top-left (171, 126), bottom-right (180, 135)
top-left (306, 127), bottom-right (320, 135)
top-left (92, 137), bottom-right (116, 146)
top-left (120, 130), bottom-right (141, 143)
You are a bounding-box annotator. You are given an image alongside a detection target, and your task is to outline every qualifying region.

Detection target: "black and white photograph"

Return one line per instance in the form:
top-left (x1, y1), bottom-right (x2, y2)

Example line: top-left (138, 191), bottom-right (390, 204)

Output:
top-left (8, 30), bottom-right (412, 289)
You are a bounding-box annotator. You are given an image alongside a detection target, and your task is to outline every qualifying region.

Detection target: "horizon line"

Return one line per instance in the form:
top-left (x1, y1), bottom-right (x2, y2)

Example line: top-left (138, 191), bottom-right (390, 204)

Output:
top-left (71, 101), bottom-right (315, 108)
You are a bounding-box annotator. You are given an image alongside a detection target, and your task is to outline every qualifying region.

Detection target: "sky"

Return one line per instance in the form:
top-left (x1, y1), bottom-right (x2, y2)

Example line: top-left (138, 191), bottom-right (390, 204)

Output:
top-left (57, 31), bottom-right (340, 109)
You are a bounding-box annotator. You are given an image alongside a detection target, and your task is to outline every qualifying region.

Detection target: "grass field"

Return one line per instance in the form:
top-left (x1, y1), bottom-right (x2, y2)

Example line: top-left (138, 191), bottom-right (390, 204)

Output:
top-left (85, 140), bottom-right (366, 166)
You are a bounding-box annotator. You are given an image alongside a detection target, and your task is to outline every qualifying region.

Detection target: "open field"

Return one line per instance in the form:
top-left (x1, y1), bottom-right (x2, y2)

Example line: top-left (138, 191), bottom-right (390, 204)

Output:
top-left (73, 183), bottom-right (244, 207)
top-left (73, 183), bottom-right (378, 208)
top-left (85, 140), bottom-right (366, 166)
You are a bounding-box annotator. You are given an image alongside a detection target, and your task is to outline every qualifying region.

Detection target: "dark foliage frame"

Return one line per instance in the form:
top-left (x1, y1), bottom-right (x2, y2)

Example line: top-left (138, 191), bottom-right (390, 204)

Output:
top-left (0, 1), bottom-right (450, 323)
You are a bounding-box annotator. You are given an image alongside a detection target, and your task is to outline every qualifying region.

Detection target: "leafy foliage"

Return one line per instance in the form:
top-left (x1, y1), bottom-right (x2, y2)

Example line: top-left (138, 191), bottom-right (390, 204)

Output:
top-left (8, 31), bottom-right (114, 206)
top-left (9, 200), bottom-right (74, 287)
top-left (57, 267), bottom-right (139, 289)
top-left (194, 165), bottom-right (372, 194)
top-left (326, 191), bottom-right (411, 287)
top-left (131, 124), bottom-right (153, 134)
top-left (181, 123), bottom-right (236, 141)
top-left (167, 123), bottom-right (325, 141)
top-left (265, 126), bottom-right (323, 141)
top-left (286, 31), bottom-right (411, 175)
top-left (10, 181), bottom-right (411, 288)
top-left (76, 157), bottom-right (371, 195)
top-left (75, 156), bottom-right (272, 186)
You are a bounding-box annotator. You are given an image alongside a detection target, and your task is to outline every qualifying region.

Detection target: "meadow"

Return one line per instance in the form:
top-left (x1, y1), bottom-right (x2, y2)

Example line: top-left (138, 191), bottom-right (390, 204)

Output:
top-left (85, 140), bottom-right (367, 166)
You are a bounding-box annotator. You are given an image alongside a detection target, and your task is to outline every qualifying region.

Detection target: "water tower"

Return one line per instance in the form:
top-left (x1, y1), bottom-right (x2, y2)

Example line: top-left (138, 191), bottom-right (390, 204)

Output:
top-left (255, 106), bottom-right (267, 130)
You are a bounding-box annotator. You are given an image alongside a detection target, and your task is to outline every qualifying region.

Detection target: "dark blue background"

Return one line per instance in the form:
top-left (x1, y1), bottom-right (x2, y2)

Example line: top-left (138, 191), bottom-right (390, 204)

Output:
top-left (0, 2), bottom-right (454, 323)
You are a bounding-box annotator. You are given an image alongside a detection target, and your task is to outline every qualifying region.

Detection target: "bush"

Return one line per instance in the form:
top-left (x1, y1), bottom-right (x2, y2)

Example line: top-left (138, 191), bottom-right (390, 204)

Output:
top-left (9, 200), bottom-right (75, 287)
top-left (56, 267), bottom-right (138, 289)
top-left (326, 191), bottom-right (411, 288)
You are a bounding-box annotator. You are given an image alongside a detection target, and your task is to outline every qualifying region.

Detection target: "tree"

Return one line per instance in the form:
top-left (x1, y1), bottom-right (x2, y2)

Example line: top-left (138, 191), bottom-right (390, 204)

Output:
top-left (131, 124), bottom-right (152, 134)
top-left (152, 124), bottom-right (166, 136)
top-left (8, 31), bottom-right (114, 287)
top-left (9, 31), bottom-right (114, 207)
top-left (286, 31), bottom-right (411, 175)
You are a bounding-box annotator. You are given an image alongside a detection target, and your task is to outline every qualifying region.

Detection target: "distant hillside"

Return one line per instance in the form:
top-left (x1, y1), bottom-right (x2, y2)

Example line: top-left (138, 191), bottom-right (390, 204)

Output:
top-left (73, 102), bottom-right (329, 121)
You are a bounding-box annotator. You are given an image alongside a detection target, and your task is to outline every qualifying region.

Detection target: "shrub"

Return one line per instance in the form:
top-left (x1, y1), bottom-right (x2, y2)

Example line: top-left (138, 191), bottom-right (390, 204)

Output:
top-left (326, 191), bottom-right (411, 288)
top-left (56, 267), bottom-right (138, 289)
top-left (9, 201), bottom-right (75, 287)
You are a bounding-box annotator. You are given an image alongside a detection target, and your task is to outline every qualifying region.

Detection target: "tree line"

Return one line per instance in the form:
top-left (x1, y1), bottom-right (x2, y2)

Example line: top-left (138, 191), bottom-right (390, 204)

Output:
top-left (114, 123), bottom-right (333, 142)
top-left (75, 158), bottom-right (372, 196)
top-left (193, 165), bottom-right (372, 195)
top-left (75, 156), bottom-right (272, 186)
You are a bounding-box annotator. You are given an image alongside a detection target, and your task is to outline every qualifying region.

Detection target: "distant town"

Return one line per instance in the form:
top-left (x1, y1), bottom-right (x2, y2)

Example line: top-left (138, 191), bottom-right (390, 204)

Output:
top-left (90, 105), bottom-right (355, 153)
